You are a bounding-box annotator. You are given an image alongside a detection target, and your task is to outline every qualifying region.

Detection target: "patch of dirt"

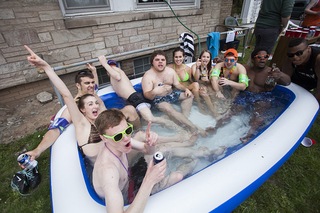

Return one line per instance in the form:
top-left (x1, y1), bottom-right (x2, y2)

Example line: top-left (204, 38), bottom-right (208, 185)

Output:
top-left (0, 97), bottom-right (62, 144)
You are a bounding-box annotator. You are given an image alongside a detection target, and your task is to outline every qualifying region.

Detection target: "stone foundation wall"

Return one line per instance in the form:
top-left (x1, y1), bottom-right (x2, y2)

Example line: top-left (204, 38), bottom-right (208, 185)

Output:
top-left (0, 0), bottom-right (233, 105)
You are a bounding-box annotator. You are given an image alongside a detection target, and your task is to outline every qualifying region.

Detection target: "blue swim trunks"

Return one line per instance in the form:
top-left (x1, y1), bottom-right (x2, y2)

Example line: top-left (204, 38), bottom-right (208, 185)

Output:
top-left (233, 91), bottom-right (275, 109)
top-left (152, 90), bottom-right (182, 107)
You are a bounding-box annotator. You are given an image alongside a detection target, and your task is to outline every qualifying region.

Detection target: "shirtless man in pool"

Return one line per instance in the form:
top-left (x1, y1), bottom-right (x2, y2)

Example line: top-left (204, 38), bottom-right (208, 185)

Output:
top-left (93, 109), bottom-right (204, 212)
top-left (207, 47), bottom-right (291, 142)
top-left (97, 55), bottom-right (187, 133)
top-left (141, 50), bottom-right (207, 137)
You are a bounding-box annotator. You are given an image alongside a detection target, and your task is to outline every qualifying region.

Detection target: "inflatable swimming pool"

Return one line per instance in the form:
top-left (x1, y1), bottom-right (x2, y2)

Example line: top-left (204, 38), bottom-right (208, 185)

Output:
top-left (50, 77), bottom-right (319, 213)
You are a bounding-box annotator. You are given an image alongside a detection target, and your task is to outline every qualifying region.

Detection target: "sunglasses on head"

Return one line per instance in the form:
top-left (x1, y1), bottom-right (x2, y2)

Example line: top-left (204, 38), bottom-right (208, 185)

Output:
top-left (224, 58), bottom-right (235, 62)
top-left (254, 54), bottom-right (269, 59)
top-left (287, 46), bottom-right (308, 58)
top-left (103, 122), bottom-right (133, 142)
top-left (77, 70), bottom-right (92, 76)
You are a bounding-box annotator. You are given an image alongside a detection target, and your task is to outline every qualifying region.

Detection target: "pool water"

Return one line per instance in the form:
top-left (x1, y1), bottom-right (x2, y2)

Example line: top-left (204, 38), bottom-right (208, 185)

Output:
top-left (100, 83), bottom-right (294, 176)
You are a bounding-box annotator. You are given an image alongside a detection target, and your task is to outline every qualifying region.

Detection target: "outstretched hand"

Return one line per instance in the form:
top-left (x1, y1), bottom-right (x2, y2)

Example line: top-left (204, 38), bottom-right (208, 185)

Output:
top-left (145, 121), bottom-right (158, 147)
top-left (24, 45), bottom-right (50, 69)
top-left (86, 63), bottom-right (96, 72)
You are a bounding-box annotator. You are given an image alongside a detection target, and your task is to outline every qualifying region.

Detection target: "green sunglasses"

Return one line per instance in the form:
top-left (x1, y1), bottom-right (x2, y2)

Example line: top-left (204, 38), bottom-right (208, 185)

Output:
top-left (103, 122), bottom-right (133, 142)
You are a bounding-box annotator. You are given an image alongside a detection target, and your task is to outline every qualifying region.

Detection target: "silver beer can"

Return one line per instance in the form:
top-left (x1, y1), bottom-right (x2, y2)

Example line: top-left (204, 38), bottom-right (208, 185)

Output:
top-left (153, 151), bottom-right (164, 165)
top-left (17, 154), bottom-right (38, 170)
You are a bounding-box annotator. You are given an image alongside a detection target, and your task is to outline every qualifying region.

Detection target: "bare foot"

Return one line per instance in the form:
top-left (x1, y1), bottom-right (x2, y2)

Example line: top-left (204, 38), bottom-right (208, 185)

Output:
top-left (207, 146), bottom-right (227, 161)
top-left (205, 126), bottom-right (217, 134)
top-left (240, 135), bottom-right (252, 144)
top-left (194, 125), bottom-right (208, 138)
top-left (210, 146), bottom-right (227, 155)
top-left (184, 132), bottom-right (199, 147)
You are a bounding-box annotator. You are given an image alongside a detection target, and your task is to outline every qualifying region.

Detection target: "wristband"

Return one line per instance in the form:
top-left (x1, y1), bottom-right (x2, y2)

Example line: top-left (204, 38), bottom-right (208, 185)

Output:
top-left (211, 68), bottom-right (220, 78)
top-left (48, 117), bottom-right (70, 135)
top-left (239, 74), bottom-right (249, 87)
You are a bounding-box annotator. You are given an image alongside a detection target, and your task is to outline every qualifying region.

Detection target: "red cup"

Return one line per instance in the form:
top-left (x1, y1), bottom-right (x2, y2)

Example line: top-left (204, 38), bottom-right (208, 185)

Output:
top-left (295, 30), bottom-right (302, 38)
top-left (301, 137), bottom-right (316, 147)
top-left (284, 30), bottom-right (291, 36)
top-left (298, 27), bottom-right (303, 30)
top-left (287, 29), bottom-right (294, 37)
top-left (301, 31), bottom-right (308, 38)
top-left (310, 26), bottom-right (317, 30)
top-left (315, 29), bottom-right (320, 37)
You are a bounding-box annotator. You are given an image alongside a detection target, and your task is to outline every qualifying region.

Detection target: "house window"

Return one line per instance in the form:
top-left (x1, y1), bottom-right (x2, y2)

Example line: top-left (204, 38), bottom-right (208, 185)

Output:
top-left (59, 0), bottom-right (110, 16)
top-left (137, 0), bottom-right (195, 6)
top-left (133, 56), bottom-right (151, 78)
top-left (96, 66), bottom-right (110, 87)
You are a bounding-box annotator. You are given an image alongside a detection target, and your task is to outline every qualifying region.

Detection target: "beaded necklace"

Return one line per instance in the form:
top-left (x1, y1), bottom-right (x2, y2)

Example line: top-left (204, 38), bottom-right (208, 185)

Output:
top-left (104, 143), bottom-right (130, 176)
top-left (223, 65), bottom-right (236, 79)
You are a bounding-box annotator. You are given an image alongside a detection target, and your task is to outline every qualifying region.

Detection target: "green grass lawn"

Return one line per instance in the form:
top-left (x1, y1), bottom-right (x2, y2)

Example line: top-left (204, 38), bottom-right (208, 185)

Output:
top-left (1, 37), bottom-right (320, 213)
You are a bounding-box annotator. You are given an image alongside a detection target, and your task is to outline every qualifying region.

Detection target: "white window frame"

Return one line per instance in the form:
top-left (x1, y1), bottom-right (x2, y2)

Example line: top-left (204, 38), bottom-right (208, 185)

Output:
top-left (58, 0), bottom-right (111, 17)
top-left (133, 56), bottom-right (151, 78)
top-left (59, 0), bottom-right (199, 17)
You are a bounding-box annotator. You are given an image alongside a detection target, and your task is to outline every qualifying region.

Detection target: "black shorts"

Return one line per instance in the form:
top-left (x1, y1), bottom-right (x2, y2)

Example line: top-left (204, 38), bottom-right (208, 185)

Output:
top-left (127, 92), bottom-right (151, 111)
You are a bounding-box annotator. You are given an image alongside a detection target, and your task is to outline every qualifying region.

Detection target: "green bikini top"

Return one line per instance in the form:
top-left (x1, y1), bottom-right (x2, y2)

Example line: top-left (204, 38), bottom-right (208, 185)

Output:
top-left (174, 64), bottom-right (189, 82)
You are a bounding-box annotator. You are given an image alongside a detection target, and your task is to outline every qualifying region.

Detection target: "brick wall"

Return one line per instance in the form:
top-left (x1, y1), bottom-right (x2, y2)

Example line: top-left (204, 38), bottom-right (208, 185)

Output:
top-left (0, 0), bottom-right (233, 105)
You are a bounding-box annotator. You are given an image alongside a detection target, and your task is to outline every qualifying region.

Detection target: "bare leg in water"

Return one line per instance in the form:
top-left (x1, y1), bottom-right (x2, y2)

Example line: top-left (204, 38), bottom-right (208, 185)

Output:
top-left (206, 103), bottom-right (244, 134)
top-left (240, 101), bottom-right (271, 143)
top-left (157, 101), bottom-right (207, 138)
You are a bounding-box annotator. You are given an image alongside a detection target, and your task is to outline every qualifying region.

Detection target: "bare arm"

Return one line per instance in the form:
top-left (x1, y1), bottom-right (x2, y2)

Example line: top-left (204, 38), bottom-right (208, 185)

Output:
top-left (304, 0), bottom-right (320, 15)
top-left (219, 64), bottom-right (247, 91)
top-left (86, 63), bottom-right (99, 88)
top-left (24, 45), bottom-right (87, 128)
top-left (281, 16), bottom-right (291, 33)
top-left (271, 68), bottom-right (291, 86)
top-left (191, 62), bottom-right (201, 82)
top-left (142, 73), bottom-right (170, 100)
top-left (210, 63), bottom-right (225, 99)
top-left (281, 56), bottom-right (295, 78)
top-left (98, 56), bottom-right (122, 81)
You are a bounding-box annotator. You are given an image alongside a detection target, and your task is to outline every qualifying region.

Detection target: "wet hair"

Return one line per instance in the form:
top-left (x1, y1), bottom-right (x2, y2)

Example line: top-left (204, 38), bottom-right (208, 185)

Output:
top-left (150, 50), bottom-right (168, 66)
top-left (76, 94), bottom-right (95, 112)
top-left (199, 50), bottom-right (212, 72)
top-left (75, 70), bottom-right (94, 84)
top-left (288, 37), bottom-right (308, 48)
top-left (251, 46), bottom-right (270, 59)
top-left (95, 108), bottom-right (126, 135)
top-left (172, 47), bottom-right (185, 59)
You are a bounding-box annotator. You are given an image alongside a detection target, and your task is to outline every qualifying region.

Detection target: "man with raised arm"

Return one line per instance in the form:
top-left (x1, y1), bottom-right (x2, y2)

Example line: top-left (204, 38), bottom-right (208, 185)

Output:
top-left (97, 56), bottom-right (185, 133)
top-left (141, 50), bottom-right (207, 137)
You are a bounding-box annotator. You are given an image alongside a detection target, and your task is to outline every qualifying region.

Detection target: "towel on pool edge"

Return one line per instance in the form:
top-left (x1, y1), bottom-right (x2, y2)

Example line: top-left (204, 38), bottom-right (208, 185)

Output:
top-left (207, 32), bottom-right (220, 58)
top-left (179, 32), bottom-right (194, 63)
